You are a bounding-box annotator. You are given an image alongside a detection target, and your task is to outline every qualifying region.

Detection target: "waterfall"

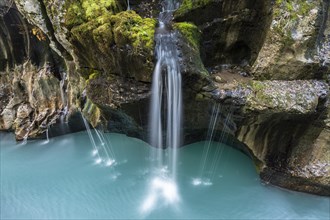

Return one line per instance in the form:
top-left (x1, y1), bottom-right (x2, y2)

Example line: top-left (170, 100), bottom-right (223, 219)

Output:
top-left (193, 105), bottom-right (234, 186)
top-left (127, 0), bottom-right (130, 10)
top-left (43, 127), bottom-right (49, 144)
top-left (149, 0), bottom-right (182, 179)
top-left (198, 104), bottom-right (220, 177)
top-left (59, 71), bottom-right (68, 123)
top-left (82, 116), bottom-right (116, 166)
top-left (82, 117), bottom-right (102, 164)
top-left (141, 0), bottom-right (181, 214)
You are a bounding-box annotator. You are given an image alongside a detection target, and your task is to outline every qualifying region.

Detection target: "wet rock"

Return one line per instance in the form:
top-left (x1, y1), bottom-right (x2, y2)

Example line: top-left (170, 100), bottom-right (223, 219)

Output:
top-left (0, 61), bottom-right (84, 140)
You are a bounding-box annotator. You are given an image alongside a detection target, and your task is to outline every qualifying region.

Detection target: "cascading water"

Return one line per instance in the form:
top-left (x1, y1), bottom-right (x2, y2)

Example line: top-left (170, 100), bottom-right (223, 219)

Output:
top-left (127, 0), bottom-right (130, 10)
top-left (209, 109), bottom-right (233, 180)
top-left (194, 103), bottom-right (221, 186)
top-left (44, 127), bottom-right (49, 144)
top-left (95, 129), bottom-right (116, 166)
top-left (59, 71), bottom-right (68, 122)
top-left (142, 0), bottom-right (181, 214)
top-left (149, 0), bottom-right (182, 179)
top-left (82, 116), bottom-right (116, 166)
top-left (193, 105), bottom-right (234, 186)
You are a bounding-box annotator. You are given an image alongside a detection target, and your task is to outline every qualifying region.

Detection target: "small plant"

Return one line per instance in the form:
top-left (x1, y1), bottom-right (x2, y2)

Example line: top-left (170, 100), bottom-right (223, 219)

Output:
top-left (32, 27), bottom-right (47, 41)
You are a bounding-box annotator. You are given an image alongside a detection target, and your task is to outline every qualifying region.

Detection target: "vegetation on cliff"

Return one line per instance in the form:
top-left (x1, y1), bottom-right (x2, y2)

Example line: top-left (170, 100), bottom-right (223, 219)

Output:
top-left (252, 0), bottom-right (322, 80)
top-left (69, 10), bottom-right (156, 80)
top-left (173, 22), bottom-right (201, 51)
top-left (64, 0), bottom-right (122, 29)
top-left (175, 0), bottom-right (212, 17)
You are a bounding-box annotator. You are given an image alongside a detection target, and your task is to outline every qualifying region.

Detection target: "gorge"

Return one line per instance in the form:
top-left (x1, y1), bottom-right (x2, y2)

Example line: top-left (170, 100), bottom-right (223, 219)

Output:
top-left (0, 0), bottom-right (330, 218)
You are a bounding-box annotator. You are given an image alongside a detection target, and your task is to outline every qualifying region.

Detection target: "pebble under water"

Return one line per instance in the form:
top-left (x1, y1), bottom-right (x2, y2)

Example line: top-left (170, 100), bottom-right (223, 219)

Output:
top-left (1, 131), bottom-right (329, 219)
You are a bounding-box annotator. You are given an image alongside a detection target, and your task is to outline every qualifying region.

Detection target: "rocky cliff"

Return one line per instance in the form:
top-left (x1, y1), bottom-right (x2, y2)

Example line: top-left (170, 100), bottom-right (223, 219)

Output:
top-left (0, 0), bottom-right (329, 196)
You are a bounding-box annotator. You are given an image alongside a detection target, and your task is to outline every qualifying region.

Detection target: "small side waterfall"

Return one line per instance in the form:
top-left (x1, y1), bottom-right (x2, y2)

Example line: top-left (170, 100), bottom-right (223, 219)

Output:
top-left (59, 71), bottom-right (68, 122)
top-left (82, 116), bottom-right (116, 166)
top-left (198, 104), bottom-right (221, 177)
top-left (149, 0), bottom-right (182, 179)
top-left (127, 0), bottom-right (130, 10)
top-left (44, 127), bottom-right (49, 144)
top-left (193, 105), bottom-right (234, 186)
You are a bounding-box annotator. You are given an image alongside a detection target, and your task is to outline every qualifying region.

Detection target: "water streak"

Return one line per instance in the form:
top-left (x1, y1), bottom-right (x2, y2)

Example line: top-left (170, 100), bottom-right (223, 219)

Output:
top-left (95, 129), bottom-right (116, 166)
top-left (194, 105), bottom-right (234, 184)
top-left (199, 104), bottom-right (220, 177)
top-left (209, 109), bottom-right (233, 181)
top-left (81, 116), bottom-right (116, 166)
top-left (42, 127), bottom-right (50, 145)
top-left (60, 72), bottom-right (68, 123)
top-left (82, 117), bottom-right (102, 163)
top-left (21, 132), bottom-right (29, 145)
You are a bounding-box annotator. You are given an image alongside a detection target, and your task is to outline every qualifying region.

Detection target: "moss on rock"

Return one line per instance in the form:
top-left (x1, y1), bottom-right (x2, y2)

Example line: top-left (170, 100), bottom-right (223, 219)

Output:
top-left (274, 0), bottom-right (317, 20)
top-left (70, 10), bottom-right (156, 81)
top-left (251, 0), bottom-right (323, 80)
top-left (173, 22), bottom-right (210, 89)
top-left (111, 10), bottom-right (156, 53)
top-left (175, 0), bottom-right (213, 17)
top-left (72, 9), bottom-right (157, 55)
top-left (173, 22), bottom-right (201, 51)
top-left (64, 0), bottom-right (122, 29)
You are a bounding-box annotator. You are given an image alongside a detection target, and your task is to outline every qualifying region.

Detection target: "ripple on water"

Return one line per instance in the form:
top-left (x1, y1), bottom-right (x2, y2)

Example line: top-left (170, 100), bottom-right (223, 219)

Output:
top-left (0, 131), bottom-right (329, 219)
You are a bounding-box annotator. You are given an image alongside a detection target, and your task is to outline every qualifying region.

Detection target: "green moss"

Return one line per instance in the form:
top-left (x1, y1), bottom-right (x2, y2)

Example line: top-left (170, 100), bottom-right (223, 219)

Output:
top-left (64, 2), bottom-right (85, 29)
top-left (273, 0), bottom-right (317, 24)
top-left (71, 19), bottom-right (102, 51)
top-left (71, 13), bottom-right (115, 48)
top-left (82, 0), bottom-right (118, 19)
top-left (173, 22), bottom-right (209, 78)
top-left (175, 0), bottom-right (213, 17)
top-left (173, 22), bottom-right (201, 51)
top-left (86, 71), bottom-right (101, 83)
top-left (272, 0), bottom-right (318, 50)
top-left (250, 81), bottom-right (265, 92)
top-left (249, 81), bottom-right (274, 106)
top-left (72, 10), bottom-right (156, 53)
top-left (111, 11), bottom-right (157, 52)
top-left (64, 0), bottom-right (122, 29)
top-left (70, 10), bottom-right (156, 80)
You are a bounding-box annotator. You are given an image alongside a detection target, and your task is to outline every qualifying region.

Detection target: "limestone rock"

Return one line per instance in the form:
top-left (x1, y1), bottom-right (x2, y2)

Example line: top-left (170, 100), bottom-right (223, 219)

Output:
top-left (251, 0), bottom-right (328, 80)
top-left (0, 62), bottom-right (62, 140)
top-left (233, 80), bottom-right (330, 195)
top-left (175, 0), bottom-right (273, 68)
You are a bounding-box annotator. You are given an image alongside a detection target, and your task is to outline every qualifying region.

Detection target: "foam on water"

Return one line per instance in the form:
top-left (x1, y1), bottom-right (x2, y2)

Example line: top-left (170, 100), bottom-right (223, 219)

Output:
top-left (140, 176), bottom-right (180, 215)
top-left (191, 178), bottom-right (213, 186)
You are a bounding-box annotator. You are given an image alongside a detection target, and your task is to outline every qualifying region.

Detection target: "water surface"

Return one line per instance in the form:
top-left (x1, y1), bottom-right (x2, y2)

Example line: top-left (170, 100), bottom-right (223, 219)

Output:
top-left (1, 131), bottom-right (329, 219)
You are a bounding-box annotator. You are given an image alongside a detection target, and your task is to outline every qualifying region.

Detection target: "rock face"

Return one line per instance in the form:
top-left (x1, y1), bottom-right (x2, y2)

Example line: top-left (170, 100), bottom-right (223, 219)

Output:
top-left (251, 0), bottom-right (328, 80)
top-left (0, 0), bottom-right (329, 196)
top-left (235, 80), bottom-right (329, 195)
top-left (0, 62), bottom-right (61, 139)
top-left (0, 5), bottom-right (85, 140)
top-left (174, 0), bottom-right (273, 67)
